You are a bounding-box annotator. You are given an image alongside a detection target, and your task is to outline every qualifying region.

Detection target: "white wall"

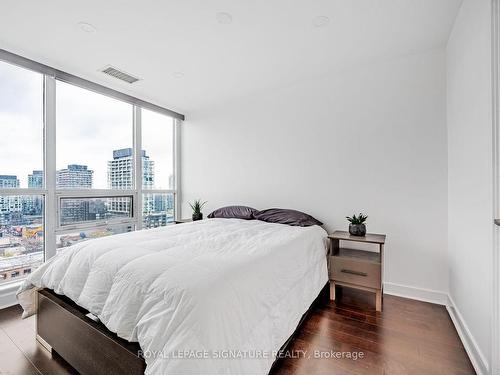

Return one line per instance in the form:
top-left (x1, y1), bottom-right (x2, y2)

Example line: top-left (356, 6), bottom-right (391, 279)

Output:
top-left (181, 48), bottom-right (449, 297)
top-left (446, 0), bottom-right (493, 373)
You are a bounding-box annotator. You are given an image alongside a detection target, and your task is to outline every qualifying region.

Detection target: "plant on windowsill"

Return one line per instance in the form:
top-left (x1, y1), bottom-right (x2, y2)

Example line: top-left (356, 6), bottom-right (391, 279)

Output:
top-left (189, 199), bottom-right (207, 221)
top-left (346, 213), bottom-right (368, 236)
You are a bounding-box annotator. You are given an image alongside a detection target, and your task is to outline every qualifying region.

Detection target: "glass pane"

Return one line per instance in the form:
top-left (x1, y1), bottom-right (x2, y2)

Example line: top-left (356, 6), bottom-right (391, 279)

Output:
top-left (0, 195), bottom-right (44, 284)
top-left (143, 193), bottom-right (174, 228)
top-left (142, 109), bottom-right (174, 189)
top-left (56, 224), bottom-right (134, 249)
top-left (56, 81), bottom-right (133, 189)
top-left (0, 61), bottom-right (43, 188)
top-left (59, 196), bottom-right (132, 226)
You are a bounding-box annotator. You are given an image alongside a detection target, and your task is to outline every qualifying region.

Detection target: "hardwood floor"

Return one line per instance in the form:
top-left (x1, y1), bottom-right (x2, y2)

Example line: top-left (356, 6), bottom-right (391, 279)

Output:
top-left (0, 287), bottom-right (474, 375)
top-left (271, 288), bottom-right (475, 375)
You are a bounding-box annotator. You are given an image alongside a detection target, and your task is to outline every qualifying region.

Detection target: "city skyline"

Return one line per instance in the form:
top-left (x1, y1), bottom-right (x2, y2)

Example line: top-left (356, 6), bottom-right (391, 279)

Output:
top-left (0, 149), bottom-right (173, 190)
top-left (1, 148), bottom-right (174, 225)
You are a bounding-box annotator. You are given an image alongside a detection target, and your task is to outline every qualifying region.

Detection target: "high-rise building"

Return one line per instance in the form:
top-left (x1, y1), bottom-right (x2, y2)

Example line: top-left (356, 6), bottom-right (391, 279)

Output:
top-left (0, 176), bottom-right (21, 226)
top-left (56, 165), bottom-right (94, 223)
top-left (0, 175), bottom-right (19, 188)
top-left (107, 148), bottom-right (155, 214)
top-left (56, 164), bottom-right (93, 189)
top-left (166, 194), bottom-right (174, 211)
top-left (107, 148), bottom-right (154, 189)
top-left (28, 170), bottom-right (43, 188)
top-left (24, 171), bottom-right (44, 215)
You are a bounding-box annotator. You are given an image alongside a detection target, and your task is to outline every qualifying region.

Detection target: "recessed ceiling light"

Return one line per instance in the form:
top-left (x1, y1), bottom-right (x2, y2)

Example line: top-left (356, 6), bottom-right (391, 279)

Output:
top-left (78, 22), bottom-right (97, 33)
top-left (216, 12), bottom-right (233, 25)
top-left (312, 16), bottom-right (330, 28)
top-left (172, 72), bottom-right (184, 79)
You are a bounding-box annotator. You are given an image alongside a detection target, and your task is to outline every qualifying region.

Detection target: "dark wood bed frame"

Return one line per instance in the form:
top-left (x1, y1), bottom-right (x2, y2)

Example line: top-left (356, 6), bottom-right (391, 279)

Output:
top-left (36, 283), bottom-right (329, 375)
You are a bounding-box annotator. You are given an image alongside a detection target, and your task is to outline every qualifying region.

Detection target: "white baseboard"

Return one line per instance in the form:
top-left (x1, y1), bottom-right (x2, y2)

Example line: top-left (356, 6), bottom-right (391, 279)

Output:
top-left (447, 295), bottom-right (489, 375)
top-left (383, 282), bottom-right (448, 305)
top-left (0, 281), bottom-right (21, 310)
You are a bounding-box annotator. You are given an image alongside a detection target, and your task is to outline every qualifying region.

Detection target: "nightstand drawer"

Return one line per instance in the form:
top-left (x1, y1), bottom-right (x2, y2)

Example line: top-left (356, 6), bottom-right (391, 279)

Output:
top-left (330, 257), bottom-right (381, 289)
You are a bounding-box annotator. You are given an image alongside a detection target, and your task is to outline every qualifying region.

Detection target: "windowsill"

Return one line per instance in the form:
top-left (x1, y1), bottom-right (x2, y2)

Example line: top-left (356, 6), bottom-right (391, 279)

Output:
top-left (0, 279), bottom-right (23, 310)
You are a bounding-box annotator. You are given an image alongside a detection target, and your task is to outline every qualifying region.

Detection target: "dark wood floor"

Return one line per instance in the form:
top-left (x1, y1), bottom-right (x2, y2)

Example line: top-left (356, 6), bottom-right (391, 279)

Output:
top-left (0, 288), bottom-right (474, 375)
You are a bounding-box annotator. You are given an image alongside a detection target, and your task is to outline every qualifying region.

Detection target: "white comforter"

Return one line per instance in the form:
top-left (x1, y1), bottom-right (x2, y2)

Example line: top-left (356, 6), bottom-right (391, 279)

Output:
top-left (18, 218), bottom-right (328, 375)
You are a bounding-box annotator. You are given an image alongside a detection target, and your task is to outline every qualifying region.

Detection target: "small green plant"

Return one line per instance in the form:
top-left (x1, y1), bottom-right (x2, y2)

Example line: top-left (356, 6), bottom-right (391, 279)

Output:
top-left (189, 199), bottom-right (207, 214)
top-left (346, 213), bottom-right (368, 225)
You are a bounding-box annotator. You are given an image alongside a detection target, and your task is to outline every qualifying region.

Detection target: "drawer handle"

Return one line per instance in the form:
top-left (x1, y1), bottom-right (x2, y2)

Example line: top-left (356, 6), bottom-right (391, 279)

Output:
top-left (341, 269), bottom-right (367, 277)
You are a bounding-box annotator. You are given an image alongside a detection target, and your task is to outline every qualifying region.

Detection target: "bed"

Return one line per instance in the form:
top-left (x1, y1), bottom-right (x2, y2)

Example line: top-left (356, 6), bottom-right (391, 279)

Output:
top-left (17, 218), bottom-right (329, 375)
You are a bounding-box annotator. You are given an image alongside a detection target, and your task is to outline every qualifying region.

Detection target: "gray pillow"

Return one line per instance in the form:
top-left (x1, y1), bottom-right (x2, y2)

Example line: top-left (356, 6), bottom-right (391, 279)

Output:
top-left (253, 208), bottom-right (322, 227)
top-left (207, 205), bottom-right (257, 220)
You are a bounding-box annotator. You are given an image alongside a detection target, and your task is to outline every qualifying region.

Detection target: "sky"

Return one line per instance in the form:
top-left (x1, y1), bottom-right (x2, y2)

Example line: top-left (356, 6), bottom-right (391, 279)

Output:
top-left (0, 61), bottom-right (174, 189)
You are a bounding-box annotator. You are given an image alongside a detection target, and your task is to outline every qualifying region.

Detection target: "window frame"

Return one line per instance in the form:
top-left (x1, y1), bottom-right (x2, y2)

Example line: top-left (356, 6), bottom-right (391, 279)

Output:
top-left (56, 192), bottom-right (136, 231)
top-left (0, 51), bottom-right (183, 270)
top-left (52, 81), bottom-right (180, 241)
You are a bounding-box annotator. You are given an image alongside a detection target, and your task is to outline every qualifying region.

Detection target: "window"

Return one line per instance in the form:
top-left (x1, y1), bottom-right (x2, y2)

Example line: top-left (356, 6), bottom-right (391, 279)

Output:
top-left (0, 60), bottom-right (44, 284)
top-left (56, 81), bottom-right (133, 190)
top-left (143, 193), bottom-right (175, 228)
top-left (54, 82), bottom-right (177, 243)
top-left (54, 82), bottom-right (178, 242)
top-left (141, 110), bottom-right (176, 229)
top-left (0, 194), bottom-right (44, 283)
top-left (0, 52), bottom-right (181, 284)
top-left (59, 196), bottom-right (133, 226)
top-left (142, 109), bottom-right (175, 190)
top-left (0, 61), bottom-right (43, 189)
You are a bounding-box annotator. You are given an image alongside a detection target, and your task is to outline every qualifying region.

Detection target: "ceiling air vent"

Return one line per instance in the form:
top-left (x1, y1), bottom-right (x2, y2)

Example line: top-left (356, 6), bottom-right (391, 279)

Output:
top-left (100, 66), bottom-right (140, 84)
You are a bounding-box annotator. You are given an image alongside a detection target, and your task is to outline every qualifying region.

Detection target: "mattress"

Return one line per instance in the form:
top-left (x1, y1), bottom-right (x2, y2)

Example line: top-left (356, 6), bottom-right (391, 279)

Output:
top-left (18, 218), bottom-right (328, 375)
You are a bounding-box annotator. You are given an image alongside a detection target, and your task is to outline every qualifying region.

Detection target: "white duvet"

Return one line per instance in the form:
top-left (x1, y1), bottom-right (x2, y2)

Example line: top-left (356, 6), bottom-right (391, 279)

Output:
top-left (17, 218), bottom-right (328, 375)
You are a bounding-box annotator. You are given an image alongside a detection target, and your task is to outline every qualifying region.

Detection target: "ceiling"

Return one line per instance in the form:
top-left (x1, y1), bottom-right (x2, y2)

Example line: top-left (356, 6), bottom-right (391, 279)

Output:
top-left (0, 0), bottom-right (462, 115)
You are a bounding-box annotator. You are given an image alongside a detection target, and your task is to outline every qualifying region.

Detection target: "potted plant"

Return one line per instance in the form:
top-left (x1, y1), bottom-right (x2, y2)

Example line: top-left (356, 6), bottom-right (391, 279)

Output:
top-left (346, 213), bottom-right (368, 236)
top-left (189, 199), bottom-right (207, 221)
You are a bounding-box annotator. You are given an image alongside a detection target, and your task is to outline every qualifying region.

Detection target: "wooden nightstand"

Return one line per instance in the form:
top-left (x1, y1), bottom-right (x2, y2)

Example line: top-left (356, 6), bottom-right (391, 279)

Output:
top-left (328, 231), bottom-right (386, 311)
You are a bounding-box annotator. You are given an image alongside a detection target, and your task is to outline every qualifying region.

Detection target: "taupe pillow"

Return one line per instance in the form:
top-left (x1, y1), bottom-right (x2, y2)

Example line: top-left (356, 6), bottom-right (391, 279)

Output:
top-left (207, 205), bottom-right (257, 220)
top-left (253, 208), bottom-right (322, 227)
